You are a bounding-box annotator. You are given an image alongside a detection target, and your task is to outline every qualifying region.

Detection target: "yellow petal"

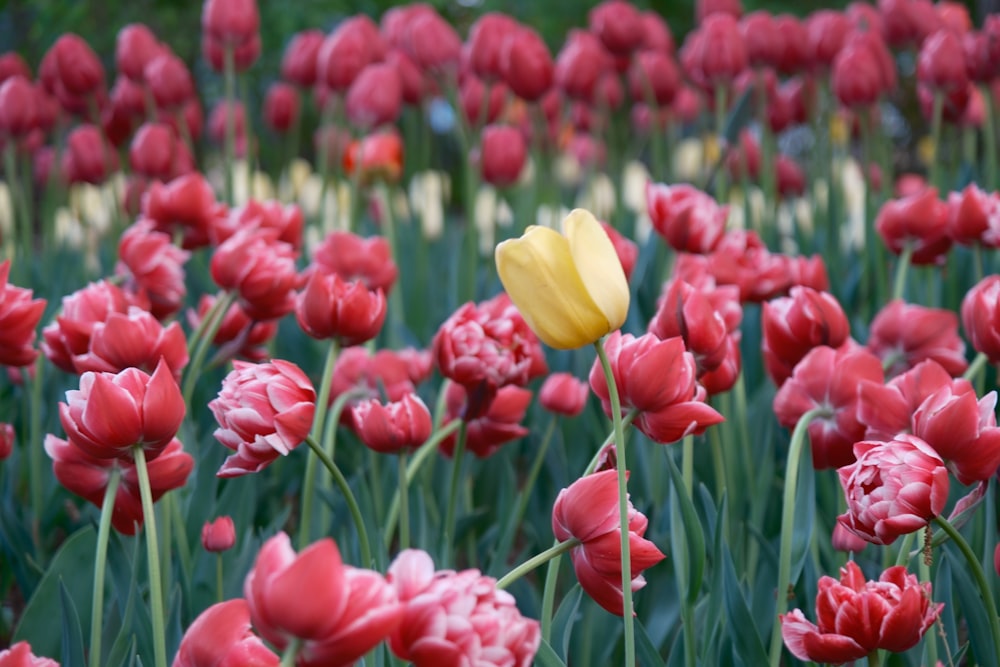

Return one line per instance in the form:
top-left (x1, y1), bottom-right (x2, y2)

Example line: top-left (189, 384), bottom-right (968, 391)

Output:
top-left (563, 209), bottom-right (630, 332)
top-left (495, 227), bottom-right (609, 349)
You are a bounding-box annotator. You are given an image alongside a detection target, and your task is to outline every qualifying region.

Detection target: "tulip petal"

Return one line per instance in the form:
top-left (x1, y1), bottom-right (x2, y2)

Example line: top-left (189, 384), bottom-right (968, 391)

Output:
top-left (564, 209), bottom-right (630, 332)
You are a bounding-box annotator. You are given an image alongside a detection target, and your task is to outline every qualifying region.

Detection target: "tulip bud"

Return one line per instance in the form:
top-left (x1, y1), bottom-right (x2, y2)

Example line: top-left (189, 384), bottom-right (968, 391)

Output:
top-left (500, 26), bottom-right (554, 102)
top-left (539, 373), bottom-right (589, 416)
top-left (0, 76), bottom-right (38, 137)
top-left (264, 82), bottom-right (300, 134)
top-left (0, 53), bottom-right (31, 84)
top-left (555, 30), bottom-right (613, 102)
top-left (496, 208), bottom-right (629, 349)
top-left (174, 599), bottom-right (278, 667)
top-left (202, 516), bottom-right (236, 552)
top-left (146, 52), bottom-right (194, 109)
top-left (351, 394), bottom-right (432, 453)
top-left (465, 13), bottom-right (520, 81)
top-left (346, 63), bottom-right (403, 129)
top-left (295, 271), bottom-right (387, 346)
top-left (589, 0), bottom-right (643, 56)
top-left (478, 124), bottom-right (526, 188)
top-left (281, 29), bottom-right (324, 88)
top-left (628, 50), bottom-right (680, 106)
top-left (116, 24), bottom-right (163, 83)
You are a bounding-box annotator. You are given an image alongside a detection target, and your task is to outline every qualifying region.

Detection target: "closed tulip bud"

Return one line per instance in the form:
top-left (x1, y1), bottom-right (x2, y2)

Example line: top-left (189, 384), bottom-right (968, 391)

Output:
top-left (201, 0), bottom-right (259, 45)
top-left (685, 14), bottom-right (747, 90)
top-left (0, 423), bottom-right (13, 461)
top-left (351, 394), bottom-right (432, 453)
top-left (500, 26), bottom-right (554, 102)
top-left (589, 1), bottom-right (643, 55)
top-left (696, 0), bottom-right (742, 23)
top-left (142, 172), bottom-right (223, 250)
top-left (201, 516), bottom-right (236, 552)
top-left (539, 372), bottom-right (589, 416)
top-left (116, 24), bottom-right (163, 83)
top-left (317, 17), bottom-right (383, 93)
top-left (386, 49), bottom-right (425, 105)
top-left (651, 279), bottom-right (734, 375)
top-left (781, 561), bottom-right (942, 663)
top-left (263, 82), bottom-right (299, 134)
top-left (117, 220), bottom-right (189, 320)
top-left (465, 13), bottom-right (520, 81)
top-left (880, 0), bottom-right (940, 50)
top-left (918, 29), bottom-right (968, 92)
top-left (459, 76), bottom-right (506, 127)
top-left (833, 40), bottom-right (888, 108)
top-left (496, 208), bottom-right (629, 349)
top-left (211, 229), bottom-right (299, 322)
top-left (628, 50), bottom-right (680, 106)
top-left (51, 33), bottom-right (105, 98)
top-left (211, 360), bottom-right (315, 477)
top-left (806, 10), bottom-right (851, 71)
top-left (296, 271), bottom-right (386, 346)
top-left (145, 53), bottom-right (194, 109)
top-left (173, 599), bottom-right (278, 667)
top-left (405, 10), bottom-right (462, 75)
top-left (0, 53), bottom-right (31, 84)
top-left (740, 11), bottom-right (781, 68)
top-left (478, 124), bottom-right (526, 188)
top-left (129, 122), bottom-right (183, 181)
top-left (555, 30), bottom-right (613, 102)
top-left (312, 230), bottom-right (398, 294)
top-left (763, 287), bottom-right (849, 386)
top-left (63, 124), bottom-right (118, 186)
top-left (639, 12), bottom-right (674, 54)
top-left (281, 29), bottom-right (325, 88)
top-left (346, 63), bottom-right (402, 129)
top-left (838, 436), bottom-right (949, 546)
top-left (912, 381), bottom-right (1000, 484)
top-left (948, 184), bottom-right (1000, 247)
top-left (0, 76), bottom-right (38, 137)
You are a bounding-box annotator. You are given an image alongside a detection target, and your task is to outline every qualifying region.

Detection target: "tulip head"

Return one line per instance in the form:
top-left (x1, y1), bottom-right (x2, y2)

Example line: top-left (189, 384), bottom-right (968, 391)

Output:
top-left (495, 208), bottom-right (629, 349)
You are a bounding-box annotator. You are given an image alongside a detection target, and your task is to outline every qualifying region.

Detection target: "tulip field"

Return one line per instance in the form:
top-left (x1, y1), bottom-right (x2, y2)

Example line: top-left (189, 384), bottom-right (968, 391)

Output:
top-left (4, 0), bottom-right (1000, 665)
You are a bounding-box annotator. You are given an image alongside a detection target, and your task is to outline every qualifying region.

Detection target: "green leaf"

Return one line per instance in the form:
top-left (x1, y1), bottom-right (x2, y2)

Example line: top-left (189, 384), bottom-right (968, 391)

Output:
top-left (534, 638), bottom-right (567, 667)
top-left (59, 580), bottom-right (86, 667)
top-left (635, 618), bottom-right (667, 667)
top-left (723, 88), bottom-right (755, 146)
top-left (15, 527), bottom-right (96, 659)
top-left (945, 548), bottom-right (999, 667)
top-left (789, 442), bottom-right (815, 586)
top-left (551, 583), bottom-right (584, 661)
top-left (721, 545), bottom-right (769, 667)
top-left (665, 451), bottom-right (706, 606)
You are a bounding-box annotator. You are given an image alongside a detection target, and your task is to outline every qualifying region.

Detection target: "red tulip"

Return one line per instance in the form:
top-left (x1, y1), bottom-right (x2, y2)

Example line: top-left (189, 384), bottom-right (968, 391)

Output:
top-left (71, 307), bottom-right (188, 379)
top-left (143, 173), bottom-right (225, 250)
top-left (403, 10), bottom-right (461, 75)
top-left (0, 53), bottom-right (31, 84)
top-left (459, 75), bottom-right (506, 127)
top-left (696, 0), bottom-right (742, 23)
top-left (211, 360), bottom-right (315, 477)
top-left (295, 271), bottom-right (386, 346)
top-left (552, 469), bottom-right (666, 616)
top-left (317, 16), bottom-right (384, 93)
top-left (116, 219), bottom-right (190, 320)
top-left (649, 278), bottom-right (738, 376)
top-left (832, 38), bottom-right (891, 108)
top-left (201, 516), bottom-right (236, 553)
top-left (781, 561), bottom-right (942, 662)
top-left (281, 29), bottom-right (325, 88)
top-left (682, 14), bottom-right (748, 92)
top-left (880, 0), bottom-right (939, 50)
top-left (346, 63), bottom-right (402, 129)
top-left (773, 345), bottom-right (884, 469)
top-left (386, 49), bottom-right (426, 105)
top-left (0, 260), bottom-right (46, 368)
top-left (838, 435), bottom-right (949, 545)
top-left (173, 599), bottom-right (278, 667)
top-left (0, 76), bottom-right (39, 138)
top-left (589, 1), bottom-right (642, 55)
top-left (351, 393), bottom-right (432, 453)
top-left (646, 182), bottom-right (728, 254)
top-left (918, 29), bottom-right (968, 92)
top-left (763, 287), bottom-right (849, 386)
top-left (63, 124), bottom-right (118, 185)
top-left (0, 642), bottom-right (58, 667)
top-left (962, 275), bottom-right (1000, 364)
top-left (210, 228), bottom-right (300, 321)
top-left (478, 124), bottom-right (527, 188)
top-left (49, 33), bottom-right (105, 98)
top-left (441, 383), bottom-right (532, 458)
top-left (46, 434), bottom-right (192, 535)
top-left (740, 11), bottom-right (781, 68)
top-left (207, 100), bottom-right (247, 152)
top-left (539, 373), bottom-right (589, 416)
top-left (329, 347), bottom-right (426, 405)
top-left (771, 15), bottom-right (809, 74)
top-left (912, 381), bottom-right (1000, 484)
top-left (260, 82), bottom-right (299, 135)
top-left (465, 13), bottom-right (520, 82)
top-left (638, 11), bottom-right (674, 54)
top-left (116, 24), bottom-right (163, 83)
top-left (311, 231), bottom-right (397, 293)
top-left (145, 52), bottom-right (195, 110)
top-left (947, 184), bottom-right (1000, 247)
top-left (342, 130), bottom-right (404, 185)
top-left (867, 299), bottom-right (967, 378)
top-left (628, 50), bottom-right (680, 106)
top-left (589, 331), bottom-right (724, 444)
top-left (59, 358), bottom-right (185, 461)
top-left (129, 122), bottom-right (190, 181)
top-left (806, 11), bottom-right (851, 71)
top-left (500, 26), bottom-right (553, 103)
top-left (875, 187), bottom-right (951, 265)
top-left (187, 294), bottom-right (277, 364)
top-left (555, 30), bottom-right (613, 102)
top-left (857, 359), bottom-right (953, 441)
top-left (386, 549), bottom-right (539, 667)
top-left (201, 0), bottom-right (259, 46)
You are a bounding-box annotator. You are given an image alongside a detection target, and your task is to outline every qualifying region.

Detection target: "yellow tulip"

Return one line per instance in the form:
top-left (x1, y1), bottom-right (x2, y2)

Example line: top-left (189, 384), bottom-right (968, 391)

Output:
top-left (495, 208), bottom-right (630, 349)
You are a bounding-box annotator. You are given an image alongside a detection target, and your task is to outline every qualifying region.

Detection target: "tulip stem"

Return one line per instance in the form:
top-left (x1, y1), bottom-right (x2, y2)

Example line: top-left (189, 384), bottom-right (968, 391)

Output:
top-left (768, 406), bottom-right (830, 667)
top-left (27, 357), bottom-right (44, 554)
top-left (215, 553), bottom-right (224, 604)
top-left (442, 422), bottom-right (468, 568)
top-left (595, 339), bottom-right (635, 667)
top-left (982, 85), bottom-right (998, 190)
top-left (540, 543), bottom-right (562, 642)
top-left (398, 452), bottom-right (410, 550)
top-left (89, 466), bottom-right (121, 667)
top-left (299, 339), bottom-right (339, 550)
top-left (280, 638), bottom-right (302, 667)
top-left (304, 435), bottom-right (372, 567)
top-left (929, 90), bottom-right (945, 193)
top-left (384, 418), bottom-right (463, 547)
top-left (933, 515), bottom-right (1000, 660)
top-left (891, 243), bottom-right (913, 302)
top-left (963, 351), bottom-right (990, 384)
top-left (133, 447), bottom-right (167, 667)
top-left (496, 538), bottom-right (580, 590)
top-left (223, 42), bottom-right (236, 206)
top-left (182, 290), bottom-right (237, 407)
top-left (867, 650), bottom-right (881, 667)
top-left (376, 183), bottom-right (405, 348)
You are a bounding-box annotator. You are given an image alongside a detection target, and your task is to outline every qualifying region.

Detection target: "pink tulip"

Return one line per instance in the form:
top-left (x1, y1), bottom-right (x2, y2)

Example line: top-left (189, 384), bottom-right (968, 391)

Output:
top-left (172, 599), bottom-right (278, 667)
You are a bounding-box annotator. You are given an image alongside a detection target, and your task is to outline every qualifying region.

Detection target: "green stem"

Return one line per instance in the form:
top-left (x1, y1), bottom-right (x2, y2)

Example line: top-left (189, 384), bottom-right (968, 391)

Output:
top-left (540, 546), bottom-right (562, 642)
top-left (216, 553), bottom-right (224, 604)
top-left (891, 243), bottom-right (913, 302)
top-left (496, 539), bottom-right (580, 590)
top-left (713, 84), bottom-right (729, 203)
top-left (681, 431), bottom-right (694, 495)
top-left (299, 340), bottom-right (340, 549)
top-left (303, 435), bottom-right (372, 567)
top-left (181, 291), bottom-right (237, 407)
top-left (963, 351), bottom-right (989, 384)
top-left (768, 407), bottom-right (830, 667)
top-left (133, 447), bottom-right (167, 667)
top-left (442, 422), bottom-right (468, 568)
top-left (89, 467), bottom-right (122, 667)
top-left (279, 638), bottom-right (302, 667)
top-left (933, 515), bottom-right (1000, 661)
top-left (919, 555), bottom-right (938, 667)
top-left (982, 85), bottom-right (998, 190)
top-left (384, 418), bottom-right (462, 547)
top-left (929, 90), bottom-right (945, 192)
top-left (376, 183), bottom-right (405, 348)
top-left (223, 43), bottom-right (236, 206)
top-left (398, 452), bottom-right (410, 550)
top-left (595, 339), bottom-right (635, 667)
top-left (27, 357), bottom-right (43, 553)
top-left (867, 650), bottom-right (881, 667)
